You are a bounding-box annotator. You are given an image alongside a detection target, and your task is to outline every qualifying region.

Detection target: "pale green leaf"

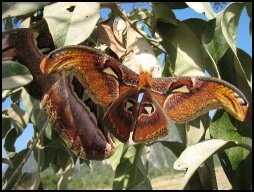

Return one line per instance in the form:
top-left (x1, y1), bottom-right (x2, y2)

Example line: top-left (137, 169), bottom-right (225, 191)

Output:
top-left (44, 2), bottom-right (100, 47)
top-left (173, 139), bottom-right (250, 189)
top-left (44, 121), bottom-right (53, 140)
top-left (2, 2), bottom-right (51, 19)
top-left (21, 89), bottom-right (48, 131)
top-left (156, 21), bottom-right (206, 76)
top-left (185, 115), bottom-right (209, 147)
top-left (2, 75), bottom-right (33, 90)
top-left (183, 18), bottom-right (220, 77)
top-left (2, 61), bottom-right (33, 90)
top-left (110, 139), bottom-right (124, 171)
top-left (152, 3), bottom-right (177, 29)
top-left (186, 2), bottom-right (216, 20)
top-left (221, 2), bottom-right (244, 53)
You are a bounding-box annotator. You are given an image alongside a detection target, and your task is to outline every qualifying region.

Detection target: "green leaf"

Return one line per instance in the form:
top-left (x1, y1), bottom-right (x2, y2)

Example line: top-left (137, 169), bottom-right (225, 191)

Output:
top-left (33, 138), bottom-right (73, 172)
top-left (185, 115), bottom-right (210, 147)
top-left (14, 171), bottom-right (40, 190)
top-left (44, 121), bottom-right (53, 140)
top-left (2, 111), bottom-right (12, 139)
top-left (2, 2), bottom-right (51, 19)
top-left (4, 128), bottom-right (18, 153)
top-left (6, 152), bottom-right (16, 159)
top-left (21, 89), bottom-right (48, 131)
top-left (245, 2), bottom-right (252, 38)
top-left (2, 61), bottom-right (33, 90)
top-left (183, 18), bottom-right (207, 41)
top-left (209, 111), bottom-right (252, 189)
top-left (2, 158), bottom-right (13, 168)
top-left (162, 54), bottom-right (174, 77)
top-left (221, 3), bottom-right (251, 88)
top-left (2, 149), bottom-right (29, 190)
top-left (113, 144), bottom-right (152, 190)
top-left (152, 3), bottom-right (177, 33)
top-left (186, 2), bottom-right (216, 20)
top-left (183, 18), bottom-right (220, 77)
top-left (237, 48), bottom-right (252, 87)
top-left (10, 88), bottom-right (22, 103)
top-left (57, 162), bottom-right (75, 190)
top-left (157, 141), bottom-right (185, 158)
top-left (173, 139), bottom-right (250, 189)
top-left (110, 139), bottom-right (125, 171)
top-left (44, 2), bottom-right (100, 47)
top-left (156, 21), bottom-right (206, 76)
top-left (149, 142), bottom-right (179, 169)
top-left (7, 104), bottom-right (29, 132)
top-left (53, 146), bottom-right (73, 173)
top-left (149, 121), bottom-right (184, 158)
top-left (198, 158), bottom-right (218, 189)
top-left (202, 12), bottom-right (228, 74)
top-left (3, 17), bottom-right (14, 30)
top-left (221, 2), bottom-right (244, 54)
top-left (128, 8), bottom-right (152, 23)
top-left (218, 48), bottom-right (252, 102)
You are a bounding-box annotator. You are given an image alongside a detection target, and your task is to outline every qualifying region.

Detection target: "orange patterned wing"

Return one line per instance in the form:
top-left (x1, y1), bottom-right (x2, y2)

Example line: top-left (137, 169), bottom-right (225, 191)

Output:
top-left (40, 46), bottom-right (139, 105)
top-left (132, 90), bottom-right (168, 143)
top-left (150, 76), bottom-right (249, 123)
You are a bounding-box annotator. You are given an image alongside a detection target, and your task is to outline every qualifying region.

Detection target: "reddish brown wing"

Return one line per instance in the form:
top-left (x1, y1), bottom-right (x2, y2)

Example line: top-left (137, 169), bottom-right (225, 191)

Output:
top-left (150, 76), bottom-right (249, 123)
top-left (42, 75), bottom-right (115, 160)
top-left (40, 46), bottom-right (138, 105)
top-left (103, 88), bottom-right (139, 143)
top-left (132, 90), bottom-right (168, 143)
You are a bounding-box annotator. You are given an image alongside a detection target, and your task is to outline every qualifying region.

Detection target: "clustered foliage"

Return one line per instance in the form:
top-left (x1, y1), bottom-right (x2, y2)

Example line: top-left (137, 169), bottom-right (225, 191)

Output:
top-left (2, 2), bottom-right (252, 190)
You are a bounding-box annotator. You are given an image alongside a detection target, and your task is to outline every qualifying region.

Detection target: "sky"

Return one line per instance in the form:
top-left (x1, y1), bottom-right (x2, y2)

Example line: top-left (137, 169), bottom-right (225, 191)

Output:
top-left (2, 3), bottom-right (252, 161)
